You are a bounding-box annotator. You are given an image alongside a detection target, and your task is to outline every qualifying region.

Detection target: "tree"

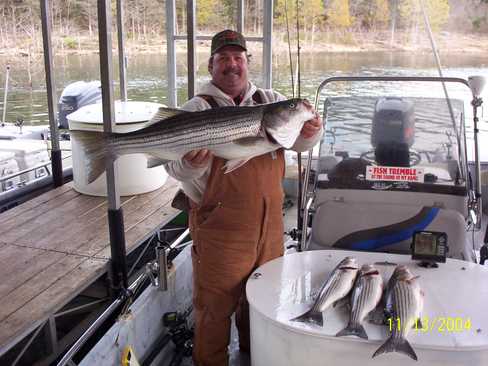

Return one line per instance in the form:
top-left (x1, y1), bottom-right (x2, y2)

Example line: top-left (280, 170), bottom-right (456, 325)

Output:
top-left (399, 0), bottom-right (450, 31)
top-left (350, 0), bottom-right (389, 29)
top-left (327, 0), bottom-right (352, 28)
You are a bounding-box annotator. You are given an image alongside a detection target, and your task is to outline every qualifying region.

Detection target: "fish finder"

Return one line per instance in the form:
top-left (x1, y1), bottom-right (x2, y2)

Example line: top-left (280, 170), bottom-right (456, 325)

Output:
top-left (411, 231), bottom-right (448, 268)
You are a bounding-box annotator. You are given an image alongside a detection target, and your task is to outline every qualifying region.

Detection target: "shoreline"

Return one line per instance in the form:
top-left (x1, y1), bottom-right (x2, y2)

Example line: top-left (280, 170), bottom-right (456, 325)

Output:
top-left (1, 31), bottom-right (488, 59)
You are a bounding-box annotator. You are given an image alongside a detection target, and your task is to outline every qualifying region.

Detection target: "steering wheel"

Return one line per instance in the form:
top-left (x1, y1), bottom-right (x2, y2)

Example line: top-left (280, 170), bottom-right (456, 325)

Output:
top-left (360, 150), bottom-right (421, 166)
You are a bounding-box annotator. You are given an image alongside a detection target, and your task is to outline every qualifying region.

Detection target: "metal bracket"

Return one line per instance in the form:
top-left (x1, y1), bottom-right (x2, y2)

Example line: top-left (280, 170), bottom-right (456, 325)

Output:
top-left (144, 245), bottom-right (170, 291)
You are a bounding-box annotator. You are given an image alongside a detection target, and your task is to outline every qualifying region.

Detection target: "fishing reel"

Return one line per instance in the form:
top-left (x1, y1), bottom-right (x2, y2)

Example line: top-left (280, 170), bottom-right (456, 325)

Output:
top-left (162, 310), bottom-right (194, 366)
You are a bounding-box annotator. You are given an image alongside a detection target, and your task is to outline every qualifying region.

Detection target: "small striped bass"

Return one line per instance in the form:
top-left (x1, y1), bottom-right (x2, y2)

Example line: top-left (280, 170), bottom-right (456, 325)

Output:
top-left (336, 264), bottom-right (383, 339)
top-left (70, 98), bottom-right (315, 183)
top-left (373, 266), bottom-right (423, 361)
top-left (291, 257), bottom-right (359, 327)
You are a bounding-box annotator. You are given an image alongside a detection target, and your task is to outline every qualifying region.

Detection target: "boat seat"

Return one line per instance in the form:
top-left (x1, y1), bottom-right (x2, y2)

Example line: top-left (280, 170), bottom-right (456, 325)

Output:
top-left (308, 200), bottom-right (475, 261)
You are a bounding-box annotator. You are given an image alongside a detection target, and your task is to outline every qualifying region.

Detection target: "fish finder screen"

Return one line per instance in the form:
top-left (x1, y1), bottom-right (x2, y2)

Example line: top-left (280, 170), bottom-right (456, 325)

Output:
top-left (414, 234), bottom-right (437, 255)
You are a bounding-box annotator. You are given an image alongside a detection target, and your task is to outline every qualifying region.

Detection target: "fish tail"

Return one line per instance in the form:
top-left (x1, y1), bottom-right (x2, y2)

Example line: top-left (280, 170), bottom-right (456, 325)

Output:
top-left (290, 309), bottom-right (323, 326)
top-left (372, 336), bottom-right (418, 361)
top-left (71, 130), bottom-right (110, 183)
top-left (336, 322), bottom-right (368, 339)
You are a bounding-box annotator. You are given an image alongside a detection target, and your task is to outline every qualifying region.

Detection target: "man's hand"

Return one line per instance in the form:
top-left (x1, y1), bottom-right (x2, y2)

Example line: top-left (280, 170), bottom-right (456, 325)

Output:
top-left (300, 112), bottom-right (322, 139)
top-left (183, 149), bottom-right (213, 168)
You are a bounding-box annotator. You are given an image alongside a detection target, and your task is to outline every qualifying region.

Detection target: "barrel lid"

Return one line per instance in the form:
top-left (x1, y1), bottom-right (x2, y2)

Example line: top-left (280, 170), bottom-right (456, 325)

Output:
top-left (67, 101), bottom-right (163, 125)
top-left (247, 250), bottom-right (488, 351)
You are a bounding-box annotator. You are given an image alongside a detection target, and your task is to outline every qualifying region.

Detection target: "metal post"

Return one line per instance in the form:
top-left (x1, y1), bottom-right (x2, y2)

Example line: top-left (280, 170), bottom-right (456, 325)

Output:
top-left (40, 0), bottom-right (63, 187)
top-left (156, 245), bottom-right (169, 291)
top-left (473, 97), bottom-right (483, 228)
top-left (116, 0), bottom-right (127, 101)
top-left (166, 0), bottom-right (177, 107)
top-left (2, 65), bottom-right (9, 124)
top-left (237, 0), bottom-right (244, 34)
top-left (187, 0), bottom-right (197, 100)
top-left (98, 0), bottom-right (128, 290)
top-left (262, 0), bottom-right (273, 88)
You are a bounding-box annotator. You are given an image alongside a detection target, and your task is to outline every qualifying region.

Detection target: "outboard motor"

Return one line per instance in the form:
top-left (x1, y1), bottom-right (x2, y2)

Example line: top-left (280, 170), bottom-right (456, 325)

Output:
top-left (371, 97), bottom-right (415, 147)
top-left (58, 81), bottom-right (102, 129)
top-left (372, 97), bottom-right (415, 167)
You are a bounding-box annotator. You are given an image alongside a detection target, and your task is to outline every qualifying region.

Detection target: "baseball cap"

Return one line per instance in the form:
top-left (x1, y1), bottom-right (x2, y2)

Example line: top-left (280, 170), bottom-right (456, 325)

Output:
top-left (211, 30), bottom-right (247, 55)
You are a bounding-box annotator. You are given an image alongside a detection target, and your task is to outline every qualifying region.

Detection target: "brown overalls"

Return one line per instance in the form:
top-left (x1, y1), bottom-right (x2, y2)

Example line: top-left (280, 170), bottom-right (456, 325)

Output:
top-left (189, 102), bottom-right (285, 365)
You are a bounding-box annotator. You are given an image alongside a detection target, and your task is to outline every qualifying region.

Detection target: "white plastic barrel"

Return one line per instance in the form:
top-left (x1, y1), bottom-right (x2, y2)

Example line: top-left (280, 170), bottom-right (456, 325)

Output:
top-left (247, 250), bottom-right (488, 366)
top-left (68, 101), bottom-right (168, 196)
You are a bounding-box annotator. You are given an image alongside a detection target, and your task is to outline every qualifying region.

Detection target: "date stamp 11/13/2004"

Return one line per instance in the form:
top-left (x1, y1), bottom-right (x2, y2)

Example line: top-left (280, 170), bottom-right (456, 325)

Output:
top-left (388, 317), bottom-right (473, 333)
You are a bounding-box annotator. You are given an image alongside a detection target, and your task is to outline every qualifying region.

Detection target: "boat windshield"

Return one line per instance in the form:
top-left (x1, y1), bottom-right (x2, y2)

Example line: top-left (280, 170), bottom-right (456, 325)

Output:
top-left (318, 96), bottom-right (467, 195)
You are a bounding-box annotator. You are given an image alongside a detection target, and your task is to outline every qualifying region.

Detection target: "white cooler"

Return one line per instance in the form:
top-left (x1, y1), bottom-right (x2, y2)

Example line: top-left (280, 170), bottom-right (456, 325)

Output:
top-left (0, 151), bottom-right (20, 192)
top-left (0, 139), bottom-right (50, 184)
top-left (68, 101), bottom-right (168, 196)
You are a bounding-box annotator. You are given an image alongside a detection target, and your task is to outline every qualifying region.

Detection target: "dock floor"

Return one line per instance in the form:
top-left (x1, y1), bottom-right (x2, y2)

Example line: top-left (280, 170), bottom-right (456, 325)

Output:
top-left (0, 178), bottom-right (180, 358)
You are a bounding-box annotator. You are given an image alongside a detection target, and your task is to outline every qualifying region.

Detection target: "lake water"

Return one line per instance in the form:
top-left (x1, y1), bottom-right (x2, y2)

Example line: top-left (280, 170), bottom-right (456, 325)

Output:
top-left (0, 51), bottom-right (488, 126)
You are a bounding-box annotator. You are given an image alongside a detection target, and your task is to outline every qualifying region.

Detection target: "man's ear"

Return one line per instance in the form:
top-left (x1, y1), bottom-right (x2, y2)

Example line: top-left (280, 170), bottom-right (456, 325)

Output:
top-left (208, 56), bottom-right (213, 74)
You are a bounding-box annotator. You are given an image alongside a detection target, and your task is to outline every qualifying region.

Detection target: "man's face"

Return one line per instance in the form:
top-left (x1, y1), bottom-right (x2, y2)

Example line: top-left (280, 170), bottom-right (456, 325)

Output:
top-left (209, 46), bottom-right (249, 98)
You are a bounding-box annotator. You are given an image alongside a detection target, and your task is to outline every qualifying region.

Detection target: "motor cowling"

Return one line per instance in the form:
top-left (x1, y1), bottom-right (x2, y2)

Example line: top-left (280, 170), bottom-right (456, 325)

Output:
top-left (58, 81), bottom-right (102, 129)
top-left (371, 97), bottom-right (415, 148)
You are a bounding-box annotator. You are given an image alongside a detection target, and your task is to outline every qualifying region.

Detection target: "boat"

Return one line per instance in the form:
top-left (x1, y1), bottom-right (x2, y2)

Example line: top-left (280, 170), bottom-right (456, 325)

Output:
top-left (52, 75), bottom-right (487, 366)
top-left (0, 80), bottom-right (103, 211)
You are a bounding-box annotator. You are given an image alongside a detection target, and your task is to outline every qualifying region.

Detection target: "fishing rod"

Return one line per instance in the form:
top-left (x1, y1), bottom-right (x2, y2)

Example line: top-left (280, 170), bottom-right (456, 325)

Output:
top-left (418, 0), bottom-right (462, 179)
top-left (2, 65), bottom-right (10, 125)
top-left (418, 0), bottom-right (482, 233)
top-left (284, 0), bottom-right (295, 97)
top-left (294, 0), bottom-right (305, 249)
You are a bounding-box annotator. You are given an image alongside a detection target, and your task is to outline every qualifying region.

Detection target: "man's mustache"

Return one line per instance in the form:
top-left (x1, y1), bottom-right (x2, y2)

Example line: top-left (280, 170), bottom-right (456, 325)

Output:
top-left (223, 67), bottom-right (241, 75)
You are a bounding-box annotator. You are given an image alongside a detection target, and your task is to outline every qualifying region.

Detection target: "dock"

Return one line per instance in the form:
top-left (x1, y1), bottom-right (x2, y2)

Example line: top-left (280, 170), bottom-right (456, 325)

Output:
top-left (0, 178), bottom-right (180, 364)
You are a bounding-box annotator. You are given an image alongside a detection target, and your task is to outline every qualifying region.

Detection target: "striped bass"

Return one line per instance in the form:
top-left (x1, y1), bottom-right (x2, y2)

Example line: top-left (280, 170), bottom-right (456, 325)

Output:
top-left (373, 266), bottom-right (423, 361)
top-left (70, 98), bottom-right (316, 183)
top-left (291, 257), bottom-right (359, 327)
top-left (336, 264), bottom-right (383, 339)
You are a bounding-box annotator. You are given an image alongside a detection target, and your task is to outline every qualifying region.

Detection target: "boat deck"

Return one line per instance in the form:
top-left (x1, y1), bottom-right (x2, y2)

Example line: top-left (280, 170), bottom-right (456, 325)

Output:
top-left (0, 178), bottom-right (180, 357)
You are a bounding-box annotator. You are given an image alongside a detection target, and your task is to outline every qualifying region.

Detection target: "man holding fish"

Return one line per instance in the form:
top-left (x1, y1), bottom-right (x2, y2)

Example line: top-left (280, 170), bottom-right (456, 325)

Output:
top-left (165, 30), bottom-right (323, 366)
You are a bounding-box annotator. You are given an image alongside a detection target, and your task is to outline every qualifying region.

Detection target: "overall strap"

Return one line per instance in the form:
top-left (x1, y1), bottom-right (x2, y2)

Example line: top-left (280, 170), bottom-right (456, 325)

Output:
top-left (198, 90), bottom-right (263, 109)
top-left (251, 90), bottom-right (263, 105)
top-left (197, 94), bottom-right (219, 109)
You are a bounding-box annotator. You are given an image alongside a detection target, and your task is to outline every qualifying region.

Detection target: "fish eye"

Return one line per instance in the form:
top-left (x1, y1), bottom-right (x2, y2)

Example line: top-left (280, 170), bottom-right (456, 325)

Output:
top-left (289, 102), bottom-right (296, 109)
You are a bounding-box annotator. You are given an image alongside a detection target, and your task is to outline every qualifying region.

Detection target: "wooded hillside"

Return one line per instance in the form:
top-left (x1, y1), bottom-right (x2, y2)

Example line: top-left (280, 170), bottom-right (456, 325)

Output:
top-left (0, 0), bottom-right (487, 53)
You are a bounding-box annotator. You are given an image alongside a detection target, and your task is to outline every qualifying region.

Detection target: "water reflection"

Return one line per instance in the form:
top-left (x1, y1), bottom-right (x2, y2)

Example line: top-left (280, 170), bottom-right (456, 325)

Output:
top-left (0, 51), bottom-right (487, 126)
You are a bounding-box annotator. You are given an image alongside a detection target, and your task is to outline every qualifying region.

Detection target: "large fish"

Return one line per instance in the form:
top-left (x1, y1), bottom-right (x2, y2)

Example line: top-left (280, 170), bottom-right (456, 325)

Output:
top-left (70, 99), bottom-right (315, 183)
top-left (336, 264), bottom-right (383, 339)
top-left (291, 257), bottom-right (359, 327)
top-left (373, 266), bottom-right (423, 361)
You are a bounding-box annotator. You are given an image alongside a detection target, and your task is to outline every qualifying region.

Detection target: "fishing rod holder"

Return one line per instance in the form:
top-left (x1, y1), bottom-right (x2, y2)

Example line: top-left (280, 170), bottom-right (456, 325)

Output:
top-left (298, 196), bottom-right (314, 251)
top-left (145, 228), bottom-right (191, 291)
top-left (145, 245), bottom-right (170, 291)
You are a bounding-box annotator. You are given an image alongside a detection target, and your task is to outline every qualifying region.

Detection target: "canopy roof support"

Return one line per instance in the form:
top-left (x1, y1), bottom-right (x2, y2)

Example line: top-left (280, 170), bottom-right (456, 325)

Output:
top-left (40, 0), bottom-right (63, 187)
top-left (166, 0), bottom-right (274, 107)
top-left (98, 0), bottom-right (128, 291)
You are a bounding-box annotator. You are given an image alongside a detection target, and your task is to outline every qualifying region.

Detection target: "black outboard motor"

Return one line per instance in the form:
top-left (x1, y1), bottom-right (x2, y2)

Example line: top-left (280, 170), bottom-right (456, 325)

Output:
top-left (371, 97), bottom-right (415, 147)
top-left (58, 81), bottom-right (102, 129)
top-left (372, 97), bottom-right (415, 167)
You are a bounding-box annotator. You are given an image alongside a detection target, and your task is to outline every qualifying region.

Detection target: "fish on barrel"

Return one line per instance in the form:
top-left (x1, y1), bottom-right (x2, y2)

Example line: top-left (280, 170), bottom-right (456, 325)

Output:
top-left (373, 265), bottom-right (424, 361)
top-left (336, 264), bottom-right (383, 340)
top-left (70, 98), bottom-right (316, 183)
top-left (291, 257), bottom-right (359, 327)
top-left (289, 258), bottom-right (425, 361)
